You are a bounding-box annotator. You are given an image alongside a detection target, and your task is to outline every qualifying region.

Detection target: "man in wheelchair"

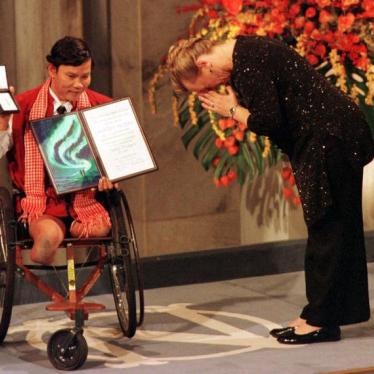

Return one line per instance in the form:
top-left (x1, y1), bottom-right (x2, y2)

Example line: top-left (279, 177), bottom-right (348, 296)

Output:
top-left (2, 36), bottom-right (116, 265)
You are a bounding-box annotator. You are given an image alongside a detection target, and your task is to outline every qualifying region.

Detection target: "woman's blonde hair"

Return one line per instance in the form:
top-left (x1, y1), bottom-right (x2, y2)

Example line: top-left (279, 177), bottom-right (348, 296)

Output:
top-left (166, 37), bottom-right (216, 94)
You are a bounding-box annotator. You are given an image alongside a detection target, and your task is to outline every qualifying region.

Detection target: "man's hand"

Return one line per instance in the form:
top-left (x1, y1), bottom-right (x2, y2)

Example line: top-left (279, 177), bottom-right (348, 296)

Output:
top-left (97, 176), bottom-right (119, 192)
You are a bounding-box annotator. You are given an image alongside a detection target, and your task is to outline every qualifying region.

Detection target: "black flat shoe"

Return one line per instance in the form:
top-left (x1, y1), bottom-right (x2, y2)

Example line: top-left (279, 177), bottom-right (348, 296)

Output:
top-left (277, 326), bottom-right (341, 344)
top-left (269, 326), bottom-right (295, 338)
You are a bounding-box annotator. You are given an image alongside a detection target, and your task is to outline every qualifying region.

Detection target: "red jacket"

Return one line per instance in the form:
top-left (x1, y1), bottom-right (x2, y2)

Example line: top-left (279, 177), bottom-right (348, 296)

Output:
top-left (8, 85), bottom-right (111, 216)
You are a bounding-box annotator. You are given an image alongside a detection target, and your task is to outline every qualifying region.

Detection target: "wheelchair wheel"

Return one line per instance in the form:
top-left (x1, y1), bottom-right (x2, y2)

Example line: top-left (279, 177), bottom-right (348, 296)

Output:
top-left (107, 190), bottom-right (137, 338)
top-left (119, 190), bottom-right (144, 327)
top-left (47, 329), bottom-right (88, 371)
top-left (0, 187), bottom-right (15, 345)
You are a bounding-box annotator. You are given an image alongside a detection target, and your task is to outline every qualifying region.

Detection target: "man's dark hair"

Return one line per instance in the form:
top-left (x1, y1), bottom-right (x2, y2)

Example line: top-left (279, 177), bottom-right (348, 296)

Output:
top-left (46, 36), bottom-right (94, 68)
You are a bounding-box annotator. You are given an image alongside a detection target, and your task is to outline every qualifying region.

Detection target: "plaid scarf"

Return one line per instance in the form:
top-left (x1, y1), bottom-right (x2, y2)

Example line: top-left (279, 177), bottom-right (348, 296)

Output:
top-left (21, 78), bottom-right (111, 236)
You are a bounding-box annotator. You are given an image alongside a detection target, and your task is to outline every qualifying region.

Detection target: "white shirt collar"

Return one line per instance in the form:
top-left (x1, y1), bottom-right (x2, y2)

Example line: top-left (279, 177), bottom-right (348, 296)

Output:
top-left (49, 87), bottom-right (73, 114)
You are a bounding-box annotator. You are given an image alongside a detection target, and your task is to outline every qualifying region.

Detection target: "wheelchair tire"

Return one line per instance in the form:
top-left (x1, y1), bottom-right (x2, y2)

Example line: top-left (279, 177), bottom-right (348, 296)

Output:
top-left (119, 190), bottom-right (144, 327)
top-left (0, 187), bottom-right (15, 345)
top-left (107, 190), bottom-right (137, 338)
top-left (47, 329), bottom-right (88, 371)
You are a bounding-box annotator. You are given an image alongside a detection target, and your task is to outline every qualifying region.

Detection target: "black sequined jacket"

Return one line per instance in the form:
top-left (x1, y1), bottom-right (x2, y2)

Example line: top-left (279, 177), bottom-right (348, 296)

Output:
top-left (230, 36), bottom-right (374, 226)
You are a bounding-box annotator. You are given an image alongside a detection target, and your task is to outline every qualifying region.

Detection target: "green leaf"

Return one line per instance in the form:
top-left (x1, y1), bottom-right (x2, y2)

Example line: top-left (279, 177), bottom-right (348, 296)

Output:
top-left (241, 143), bottom-right (255, 179)
top-left (214, 152), bottom-right (230, 179)
top-left (193, 128), bottom-right (215, 158)
top-left (181, 125), bottom-right (201, 148)
top-left (201, 142), bottom-right (219, 170)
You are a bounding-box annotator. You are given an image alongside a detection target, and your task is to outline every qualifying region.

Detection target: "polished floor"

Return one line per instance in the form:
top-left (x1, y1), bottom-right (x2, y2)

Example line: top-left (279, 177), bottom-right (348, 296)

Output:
top-left (1, 264), bottom-right (374, 373)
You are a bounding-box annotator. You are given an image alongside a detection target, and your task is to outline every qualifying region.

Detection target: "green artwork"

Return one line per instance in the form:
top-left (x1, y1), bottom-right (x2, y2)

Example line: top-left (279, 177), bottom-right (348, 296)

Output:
top-left (31, 113), bottom-right (101, 194)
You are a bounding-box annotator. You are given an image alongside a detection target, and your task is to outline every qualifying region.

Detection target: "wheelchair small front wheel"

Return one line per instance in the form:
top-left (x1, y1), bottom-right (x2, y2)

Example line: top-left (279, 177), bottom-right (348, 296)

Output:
top-left (47, 329), bottom-right (88, 371)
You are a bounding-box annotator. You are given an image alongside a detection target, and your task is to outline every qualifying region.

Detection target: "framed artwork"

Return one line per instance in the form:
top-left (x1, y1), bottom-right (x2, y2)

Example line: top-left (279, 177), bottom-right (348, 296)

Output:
top-left (0, 66), bottom-right (19, 114)
top-left (30, 98), bottom-right (157, 194)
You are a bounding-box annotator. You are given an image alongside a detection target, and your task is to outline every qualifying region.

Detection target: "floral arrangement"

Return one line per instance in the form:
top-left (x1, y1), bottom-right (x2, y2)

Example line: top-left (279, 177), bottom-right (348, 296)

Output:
top-left (149, 0), bottom-right (374, 204)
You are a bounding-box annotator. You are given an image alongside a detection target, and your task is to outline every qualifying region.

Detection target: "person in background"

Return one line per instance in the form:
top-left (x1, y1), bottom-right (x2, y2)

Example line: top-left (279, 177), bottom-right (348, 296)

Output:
top-left (7, 36), bottom-right (114, 265)
top-left (166, 35), bottom-right (374, 345)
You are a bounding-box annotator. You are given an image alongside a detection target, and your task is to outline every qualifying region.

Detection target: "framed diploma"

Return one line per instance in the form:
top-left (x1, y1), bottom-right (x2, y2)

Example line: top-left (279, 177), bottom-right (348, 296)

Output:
top-left (30, 98), bottom-right (158, 195)
top-left (0, 66), bottom-right (19, 114)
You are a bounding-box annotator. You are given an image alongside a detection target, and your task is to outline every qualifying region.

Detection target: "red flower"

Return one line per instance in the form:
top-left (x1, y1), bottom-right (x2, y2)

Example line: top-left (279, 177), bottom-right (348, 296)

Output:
top-left (283, 187), bottom-right (294, 199)
top-left (337, 13), bottom-right (355, 33)
top-left (215, 138), bottom-right (224, 149)
top-left (288, 174), bottom-right (296, 187)
top-left (305, 7), bottom-right (317, 18)
top-left (221, 0), bottom-right (243, 16)
top-left (220, 175), bottom-right (230, 186)
top-left (227, 170), bottom-right (237, 181)
top-left (281, 166), bottom-right (292, 180)
top-left (315, 43), bottom-right (327, 57)
top-left (292, 195), bottom-right (301, 206)
top-left (306, 54), bottom-right (319, 65)
top-left (321, 30), bottom-right (335, 44)
top-left (212, 157), bottom-right (221, 167)
top-left (353, 56), bottom-right (369, 70)
top-left (214, 178), bottom-right (222, 187)
top-left (289, 4), bottom-right (301, 17)
top-left (238, 122), bottom-right (247, 131)
top-left (304, 20), bottom-right (315, 34)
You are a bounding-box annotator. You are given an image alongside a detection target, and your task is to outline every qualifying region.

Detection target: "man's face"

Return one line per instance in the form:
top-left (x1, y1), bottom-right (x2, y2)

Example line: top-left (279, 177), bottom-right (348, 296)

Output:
top-left (48, 59), bottom-right (92, 102)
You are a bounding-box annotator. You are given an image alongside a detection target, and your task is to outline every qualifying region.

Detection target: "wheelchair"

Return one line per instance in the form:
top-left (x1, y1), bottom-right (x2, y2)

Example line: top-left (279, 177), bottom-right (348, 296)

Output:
top-left (0, 186), bottom-right (144, 370)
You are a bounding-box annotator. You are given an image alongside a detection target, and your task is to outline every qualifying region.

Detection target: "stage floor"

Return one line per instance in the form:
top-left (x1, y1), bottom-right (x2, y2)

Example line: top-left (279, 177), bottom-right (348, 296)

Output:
top-left (1, 264), bottom-right (374, 373)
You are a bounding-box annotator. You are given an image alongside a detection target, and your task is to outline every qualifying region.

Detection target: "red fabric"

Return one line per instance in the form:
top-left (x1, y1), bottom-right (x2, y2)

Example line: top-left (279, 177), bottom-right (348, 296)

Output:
top-left (8, 82), bottom-right (111, 223)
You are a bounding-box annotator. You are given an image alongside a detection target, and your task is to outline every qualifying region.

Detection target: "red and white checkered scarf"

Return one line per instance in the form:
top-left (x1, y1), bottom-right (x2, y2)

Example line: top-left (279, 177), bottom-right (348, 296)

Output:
top-left (21, 78), bottom-right (111, 236)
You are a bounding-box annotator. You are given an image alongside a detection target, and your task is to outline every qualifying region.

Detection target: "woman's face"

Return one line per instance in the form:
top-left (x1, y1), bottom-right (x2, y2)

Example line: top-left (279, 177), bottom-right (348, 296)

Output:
top-left (181, 64), bottom-right (230, 94)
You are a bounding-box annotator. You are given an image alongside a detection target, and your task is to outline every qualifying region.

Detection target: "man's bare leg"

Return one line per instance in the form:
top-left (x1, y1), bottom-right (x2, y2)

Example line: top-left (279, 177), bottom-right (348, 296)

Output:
top-left (29, 215), bottom-right (65, 265)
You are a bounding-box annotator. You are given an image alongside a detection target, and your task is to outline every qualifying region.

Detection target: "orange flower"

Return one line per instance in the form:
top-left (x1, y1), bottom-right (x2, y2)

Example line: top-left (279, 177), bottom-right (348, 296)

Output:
top-left (221, 0), bottom-right (243, 16)
top-left (218, 118), bottom-right (227, 130)
top-left (225, 118), bottom-right (236, 128)
top-left (337, 13), bottom-right (355, 33)
top-left (228, 145), bottom-right (239, 156)
top-left (233, 130), bottom-right (245, 142)
top-left (316, 0), bottom-right (331, 7)
top-left (224, 135), bottom-right (236, 148)
top-left (319, 10), bottom-right (333, 24)
top-left (294, 16), bottom-right (305, 29)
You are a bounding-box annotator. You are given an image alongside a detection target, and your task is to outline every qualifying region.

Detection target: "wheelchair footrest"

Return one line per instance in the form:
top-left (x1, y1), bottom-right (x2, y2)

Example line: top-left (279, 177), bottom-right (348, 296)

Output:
top-left (46, 302), bottom-right (105, 314)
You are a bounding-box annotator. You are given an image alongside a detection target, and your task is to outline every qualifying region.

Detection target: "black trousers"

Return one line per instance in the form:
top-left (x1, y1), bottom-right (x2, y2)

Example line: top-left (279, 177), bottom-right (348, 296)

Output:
top-left (299, 140), bottom-right (370, 327)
